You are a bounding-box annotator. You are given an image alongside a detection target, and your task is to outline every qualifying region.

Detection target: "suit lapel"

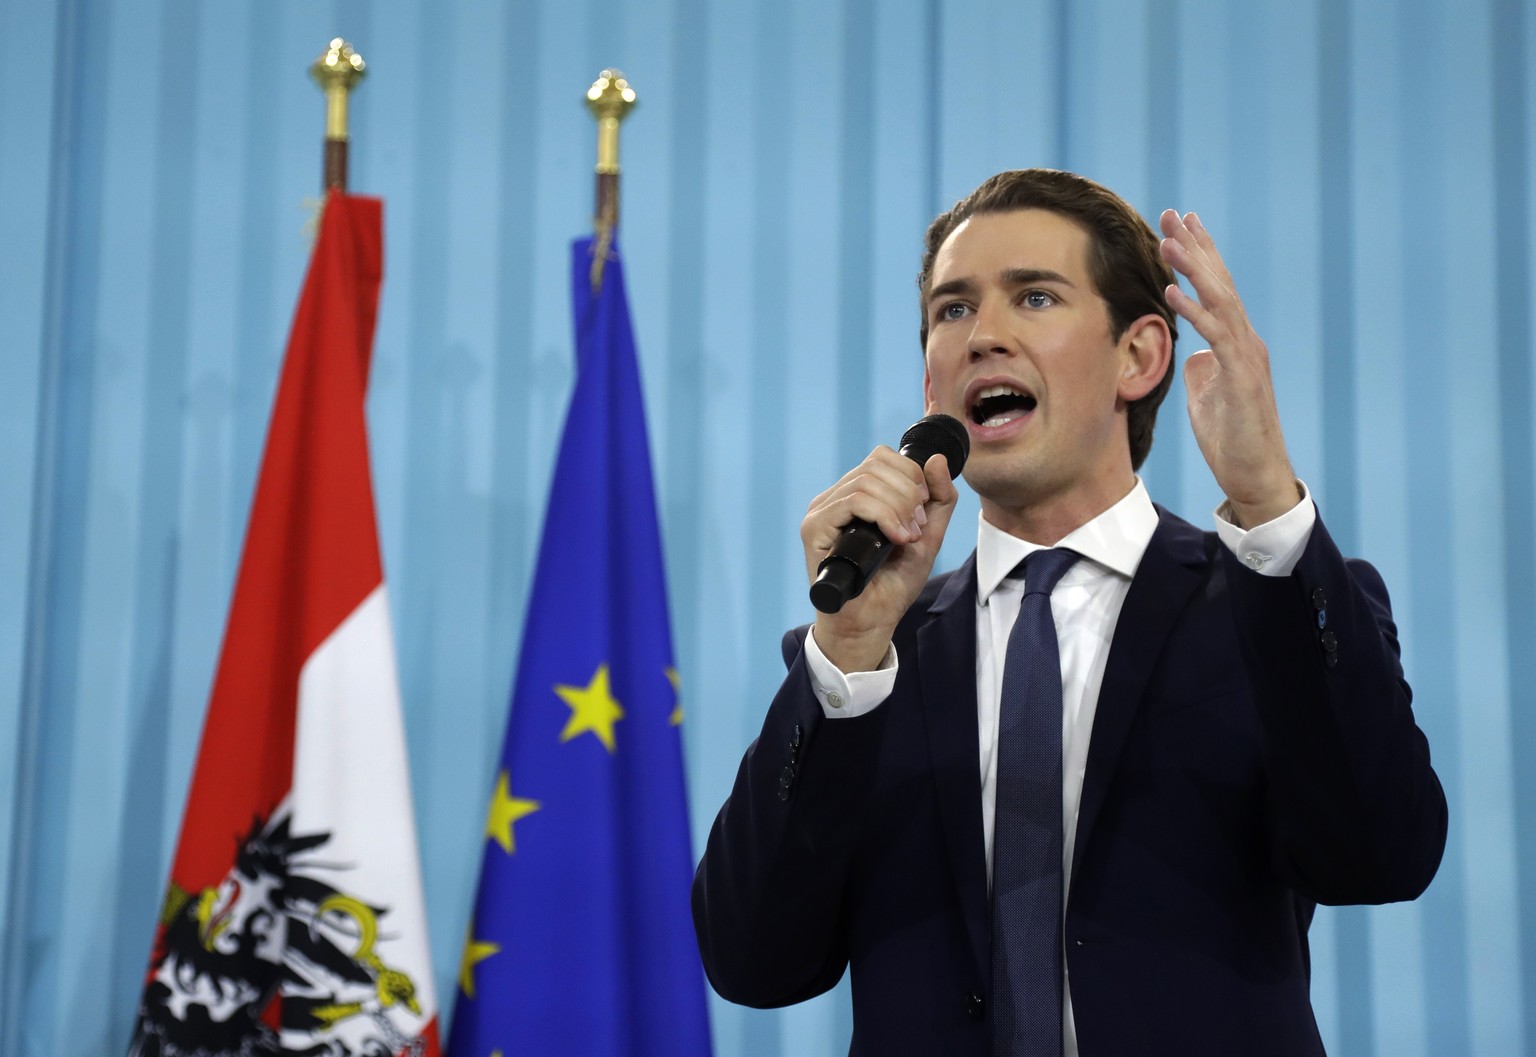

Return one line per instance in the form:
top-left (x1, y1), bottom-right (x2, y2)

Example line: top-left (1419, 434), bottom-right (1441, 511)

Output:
top-left (916, 553), bottom-right (991, 980)
top-left (1070, 508), bottom-right (1210, 891)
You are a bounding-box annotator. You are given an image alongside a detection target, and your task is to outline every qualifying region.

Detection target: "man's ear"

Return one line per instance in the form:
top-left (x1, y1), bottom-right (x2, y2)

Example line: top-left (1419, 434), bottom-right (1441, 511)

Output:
top-left (1117, 314), bottom-right (1173, 403)
top-left (923, 360), bottom-right (938, 415)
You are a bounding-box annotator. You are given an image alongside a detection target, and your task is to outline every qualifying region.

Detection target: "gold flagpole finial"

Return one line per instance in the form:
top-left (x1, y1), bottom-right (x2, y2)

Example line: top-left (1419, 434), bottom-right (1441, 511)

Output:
top-left (586, 69), bottom-right (637, 175)
top-left (586, 69), bottom-right (637, 291)
top-left (311, 39), bottom-right (367, 191)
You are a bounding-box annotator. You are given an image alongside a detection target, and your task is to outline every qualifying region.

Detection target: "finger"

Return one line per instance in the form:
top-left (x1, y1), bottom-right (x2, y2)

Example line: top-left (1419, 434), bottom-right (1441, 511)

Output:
top-left (1159, 212), bottom-right (1237, 306)
top-left (846, 459), bottom-right (935, 515)
top-left (1159, 242), bottom-right (1245, 341)
top-left (1158, 208), bottom-right (1200, 259)
top-left (913, 453), bottom-right (961, 542)
top-left (859, 448), bottom-right (932, 505)
top-left (1183, 348), bottom-right (1219, 394)
top-left (1182, 215), bottom-right (1241, 310)
top-left (1183, 212), bottom-right (1235, 287)
top-left (1161, 227), bottom-right (1268, 374)
top-left (1162, 281), bottom-right (1226, 348)
top-left (813, 468), bottom-right (929, 531)
top-left (806, 462), bottom-right (934, 542)
top-left (1158, 209), bottom-right (1214, 278)
top-left (921, 451), bottom-right (960, 506)
top-left (1159, 209), bottom-right (1232, 288)
top-left (1157, 229), bottom-right (1216, 295)
top-left (808, 446), bottom-right (930, 512)
top-left (841, 446), bottom-right (930, 489)
top-left (807, 489), bottom-right (926, 549)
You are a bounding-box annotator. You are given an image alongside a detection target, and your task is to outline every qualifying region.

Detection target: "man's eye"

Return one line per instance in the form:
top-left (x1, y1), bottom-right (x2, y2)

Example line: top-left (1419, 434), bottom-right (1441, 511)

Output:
top-left (939, 302), bottom-right (969, 321)
top-left (1023, 290), bottom-right (1055, 308)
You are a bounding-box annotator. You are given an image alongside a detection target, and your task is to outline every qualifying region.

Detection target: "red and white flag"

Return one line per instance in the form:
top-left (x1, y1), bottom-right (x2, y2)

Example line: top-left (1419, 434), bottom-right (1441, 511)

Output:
top-left (129, 192), bottom-right (440, 1057)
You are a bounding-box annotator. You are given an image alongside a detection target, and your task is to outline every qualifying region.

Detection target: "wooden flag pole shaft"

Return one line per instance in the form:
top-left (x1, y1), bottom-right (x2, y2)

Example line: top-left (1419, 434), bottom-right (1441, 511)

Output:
top-left (595, 172), bottom-right (618, 239)
top-left (324, 136), bottom-right (349, 193)
top-left (312, 39), bottom-right (367, 193)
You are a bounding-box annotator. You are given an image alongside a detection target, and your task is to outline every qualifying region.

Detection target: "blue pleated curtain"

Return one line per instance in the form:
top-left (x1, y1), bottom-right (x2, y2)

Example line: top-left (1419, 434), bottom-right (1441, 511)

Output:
top-left (1, 1), bottom-right (1533, 1055)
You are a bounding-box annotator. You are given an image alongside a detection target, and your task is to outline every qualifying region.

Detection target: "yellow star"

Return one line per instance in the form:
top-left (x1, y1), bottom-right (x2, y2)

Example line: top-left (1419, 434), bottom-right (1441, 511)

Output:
top-left (667, 666), bottom-right (684, 726)
top-left (555, 663), bottom-right (624, 753)
top-left (457, 933), bottom-right (500, 999)
top-left (485, 771), bottom-right (540, 854)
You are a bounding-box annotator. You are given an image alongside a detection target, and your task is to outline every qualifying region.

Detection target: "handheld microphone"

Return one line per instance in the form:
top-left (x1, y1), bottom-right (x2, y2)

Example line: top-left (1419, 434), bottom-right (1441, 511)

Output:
top-left (809, 413), bottom-right (969, 615)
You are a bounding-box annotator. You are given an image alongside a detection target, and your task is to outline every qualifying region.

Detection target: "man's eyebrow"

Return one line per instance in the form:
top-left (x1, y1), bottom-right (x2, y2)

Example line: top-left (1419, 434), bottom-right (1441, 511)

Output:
top-left (926, 268), bottom-right (1076, 306)
top-left (926, 277), bottom-right (977, 305)
top-left (1001, 267), bottom-right (1075, 288)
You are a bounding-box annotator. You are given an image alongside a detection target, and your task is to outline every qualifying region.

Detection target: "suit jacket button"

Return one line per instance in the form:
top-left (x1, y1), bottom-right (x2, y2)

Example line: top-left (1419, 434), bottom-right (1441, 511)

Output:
top-left (790, 723), bottom-right (803, 751)
top-left (1320, 630), bottom-right (1338, 652)
top-left (965, 992), bottom-right (984, 1020)
top-left (1311, 587), bottom-right (1328, 610)
top-left (777, 763), bottom-right (797, 801)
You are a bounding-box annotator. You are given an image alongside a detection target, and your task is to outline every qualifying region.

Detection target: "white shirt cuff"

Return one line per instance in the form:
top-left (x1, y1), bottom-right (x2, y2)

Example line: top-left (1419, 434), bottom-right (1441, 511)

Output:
top-left (804, 626), bottom-right (898, 719)
top-left (1213, 480), bottom-right (1317, 577)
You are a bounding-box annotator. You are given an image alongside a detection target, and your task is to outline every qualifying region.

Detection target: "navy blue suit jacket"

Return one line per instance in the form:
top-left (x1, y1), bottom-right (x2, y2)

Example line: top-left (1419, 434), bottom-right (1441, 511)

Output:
top-left (693, 508), bottom-right (1446, 1056)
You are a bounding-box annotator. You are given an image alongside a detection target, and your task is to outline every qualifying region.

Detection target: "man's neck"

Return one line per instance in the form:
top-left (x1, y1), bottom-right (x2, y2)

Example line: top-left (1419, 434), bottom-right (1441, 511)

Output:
top-left (979, 474), bottom-right (1140, 546)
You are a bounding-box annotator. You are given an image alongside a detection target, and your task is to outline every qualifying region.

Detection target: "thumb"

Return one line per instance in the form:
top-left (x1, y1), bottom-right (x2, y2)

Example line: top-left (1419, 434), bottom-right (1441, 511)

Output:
top-left (919, 452), bottom-right (962, 539)
top-left (1183, 348), bottom-right (1219, 395)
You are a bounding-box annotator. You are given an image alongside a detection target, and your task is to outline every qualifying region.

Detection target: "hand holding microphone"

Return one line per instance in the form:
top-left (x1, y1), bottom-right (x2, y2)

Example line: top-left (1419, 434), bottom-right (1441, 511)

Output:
top-left (810, 414), bottom-right (970, 612)
top-left (800, 415), bottom-right (968, 671)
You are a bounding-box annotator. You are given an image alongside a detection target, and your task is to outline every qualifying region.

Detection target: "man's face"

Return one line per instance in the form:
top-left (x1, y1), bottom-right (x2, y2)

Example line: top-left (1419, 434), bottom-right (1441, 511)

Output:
top-left (923, 208), bottom-right (1144, 524)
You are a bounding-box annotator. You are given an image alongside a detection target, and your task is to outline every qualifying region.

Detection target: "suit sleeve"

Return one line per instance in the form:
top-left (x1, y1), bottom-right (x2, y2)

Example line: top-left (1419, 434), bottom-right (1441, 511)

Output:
top-left (1227, 514), bottom-right (1448, 905)
top-left (691, 627), bottom-right (890, 1007)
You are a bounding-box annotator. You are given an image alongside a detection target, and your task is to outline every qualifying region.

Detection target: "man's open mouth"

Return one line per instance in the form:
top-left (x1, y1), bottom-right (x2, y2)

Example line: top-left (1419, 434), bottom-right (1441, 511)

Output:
top-left (969, 384), bottom-right (1037, 427)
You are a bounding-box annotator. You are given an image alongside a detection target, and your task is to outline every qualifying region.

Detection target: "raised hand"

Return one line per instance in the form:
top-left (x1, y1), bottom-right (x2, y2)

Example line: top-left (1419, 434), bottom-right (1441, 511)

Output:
top-left (1158, 210), bottom-right (1299, 528)
top-left (801, 448), bottom-right (960, 672)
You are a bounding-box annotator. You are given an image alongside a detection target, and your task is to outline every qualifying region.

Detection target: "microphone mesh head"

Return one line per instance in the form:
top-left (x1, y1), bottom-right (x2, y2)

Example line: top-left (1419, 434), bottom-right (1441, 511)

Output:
top-left (900, 413), bottom-right (970, 478)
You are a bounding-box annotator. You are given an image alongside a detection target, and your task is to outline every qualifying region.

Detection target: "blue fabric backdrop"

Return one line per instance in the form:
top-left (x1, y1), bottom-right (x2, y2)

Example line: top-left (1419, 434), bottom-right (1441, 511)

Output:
top-left (1, 1), bottom-right (1533, 1055)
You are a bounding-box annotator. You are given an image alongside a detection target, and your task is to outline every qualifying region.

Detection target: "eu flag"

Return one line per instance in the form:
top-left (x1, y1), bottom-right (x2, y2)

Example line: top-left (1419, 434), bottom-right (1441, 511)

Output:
top-left (446, 238), bottom-right (713, 1057)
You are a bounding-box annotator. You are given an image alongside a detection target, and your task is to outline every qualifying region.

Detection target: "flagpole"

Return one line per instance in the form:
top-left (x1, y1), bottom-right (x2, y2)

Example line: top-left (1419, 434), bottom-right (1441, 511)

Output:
top-left (445, 67), bottom-right (712, 1057)
top-left (586, 68), bottom-right (637, 290)
top-left (312, 38), bottom-right (366, 192)
top-left (129, 40), bottom-right (442, 1057)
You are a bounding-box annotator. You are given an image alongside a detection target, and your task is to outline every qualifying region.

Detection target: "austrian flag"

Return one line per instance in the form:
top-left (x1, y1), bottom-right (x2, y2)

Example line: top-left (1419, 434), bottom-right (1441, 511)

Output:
top-left (129, 193), bottom-right (440, 1057)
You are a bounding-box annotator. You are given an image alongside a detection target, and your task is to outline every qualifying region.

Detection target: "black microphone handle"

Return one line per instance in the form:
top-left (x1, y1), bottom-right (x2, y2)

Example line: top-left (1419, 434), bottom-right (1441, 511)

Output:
top-left (808, 515), bottom-right (892, 615)
top-left (809, 415), bottom-right (968, 615)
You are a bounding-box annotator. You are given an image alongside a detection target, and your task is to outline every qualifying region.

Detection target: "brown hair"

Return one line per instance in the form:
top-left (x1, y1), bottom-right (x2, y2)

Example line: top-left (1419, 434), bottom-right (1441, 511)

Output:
top-left (917, 169), bottom-right (1177, 471)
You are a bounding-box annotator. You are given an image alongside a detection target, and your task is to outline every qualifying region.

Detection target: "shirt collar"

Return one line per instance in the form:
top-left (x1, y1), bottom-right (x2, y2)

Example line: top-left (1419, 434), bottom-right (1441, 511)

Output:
top-left (974, 478), bottom-right (1159, 605)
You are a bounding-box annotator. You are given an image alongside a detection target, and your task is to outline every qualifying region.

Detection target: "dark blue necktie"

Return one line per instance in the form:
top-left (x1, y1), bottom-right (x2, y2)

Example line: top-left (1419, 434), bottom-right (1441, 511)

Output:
top-left (992, 547), bottom-right (1078, 1057)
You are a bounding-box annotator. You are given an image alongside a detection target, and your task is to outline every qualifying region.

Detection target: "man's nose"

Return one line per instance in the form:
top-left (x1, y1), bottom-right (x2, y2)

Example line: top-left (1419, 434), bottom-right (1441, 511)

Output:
top-left (966, 299), bottom-right (1015, 360)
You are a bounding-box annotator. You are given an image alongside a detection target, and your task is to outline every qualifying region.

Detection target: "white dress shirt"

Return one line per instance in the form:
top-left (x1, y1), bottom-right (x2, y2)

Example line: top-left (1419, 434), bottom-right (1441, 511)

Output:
top-left (803, 479), bottom-right (1317, 1056)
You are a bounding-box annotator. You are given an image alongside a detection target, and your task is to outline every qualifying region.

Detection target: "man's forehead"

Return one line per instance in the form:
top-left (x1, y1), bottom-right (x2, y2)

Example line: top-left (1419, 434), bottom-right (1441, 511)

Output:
top-left (931, 208), bottom-right (1092, 284)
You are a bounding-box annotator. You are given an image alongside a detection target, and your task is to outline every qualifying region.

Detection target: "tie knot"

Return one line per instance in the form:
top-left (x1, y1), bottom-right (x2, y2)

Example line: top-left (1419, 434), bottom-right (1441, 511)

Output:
top-left (1017, 547), bottom-right (1078, 598)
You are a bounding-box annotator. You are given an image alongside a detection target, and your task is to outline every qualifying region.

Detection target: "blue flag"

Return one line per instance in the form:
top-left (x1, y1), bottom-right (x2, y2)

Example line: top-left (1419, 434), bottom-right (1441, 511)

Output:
top-left (446, 239), bottom-right (714, 1057)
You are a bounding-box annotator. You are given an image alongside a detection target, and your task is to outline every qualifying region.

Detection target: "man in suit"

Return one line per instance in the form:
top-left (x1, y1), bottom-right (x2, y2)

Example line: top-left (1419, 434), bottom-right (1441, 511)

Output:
top-left (691, 169), bottom-right (1446, 1056)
